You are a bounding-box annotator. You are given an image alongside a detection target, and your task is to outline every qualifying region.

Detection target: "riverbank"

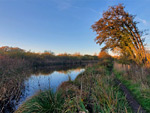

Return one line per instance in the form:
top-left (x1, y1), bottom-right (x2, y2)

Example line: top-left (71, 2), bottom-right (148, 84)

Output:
top-left (16, 59), bottom-right (135, 113)
top-left (15, 57), bottom-right (150, 113)
top-left (0, 60), bottom-right (87, 113)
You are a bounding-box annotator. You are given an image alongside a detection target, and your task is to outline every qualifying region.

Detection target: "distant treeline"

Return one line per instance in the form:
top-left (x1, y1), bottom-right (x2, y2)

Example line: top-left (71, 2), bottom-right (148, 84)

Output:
top-left (0, 46), bottom-right (99, 67)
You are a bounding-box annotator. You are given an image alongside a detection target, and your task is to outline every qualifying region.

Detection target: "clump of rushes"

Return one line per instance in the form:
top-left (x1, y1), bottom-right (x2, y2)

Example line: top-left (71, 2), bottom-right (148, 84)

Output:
top-left (16, 90), bottom-right (64, 113)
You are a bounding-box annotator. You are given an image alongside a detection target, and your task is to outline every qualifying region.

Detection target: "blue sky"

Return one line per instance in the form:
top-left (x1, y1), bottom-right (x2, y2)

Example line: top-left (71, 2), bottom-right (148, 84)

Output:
top-left (0, 0), bottom-right (150, 55)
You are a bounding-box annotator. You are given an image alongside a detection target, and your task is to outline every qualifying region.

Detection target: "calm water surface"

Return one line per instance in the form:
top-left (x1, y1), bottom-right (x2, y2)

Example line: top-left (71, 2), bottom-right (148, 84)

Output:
top-left (16, 67), bottom-right (85, 109)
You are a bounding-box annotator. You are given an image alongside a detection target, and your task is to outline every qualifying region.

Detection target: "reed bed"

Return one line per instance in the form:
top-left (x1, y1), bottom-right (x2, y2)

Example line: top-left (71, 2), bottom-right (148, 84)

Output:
top-left (0, 55), bottom-right (30, 113)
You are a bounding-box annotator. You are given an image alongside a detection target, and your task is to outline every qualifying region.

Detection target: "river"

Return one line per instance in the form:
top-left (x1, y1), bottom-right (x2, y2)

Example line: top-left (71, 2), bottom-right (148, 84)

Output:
top-left (14, 65), bottom-right (85, 111)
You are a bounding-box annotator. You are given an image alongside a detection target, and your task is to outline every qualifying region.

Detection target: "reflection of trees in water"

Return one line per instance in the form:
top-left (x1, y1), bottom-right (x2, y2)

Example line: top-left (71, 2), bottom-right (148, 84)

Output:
top-left (58, 68), bottom-right (83, 74)
top-left (31, 64), bottom-right (86, 76)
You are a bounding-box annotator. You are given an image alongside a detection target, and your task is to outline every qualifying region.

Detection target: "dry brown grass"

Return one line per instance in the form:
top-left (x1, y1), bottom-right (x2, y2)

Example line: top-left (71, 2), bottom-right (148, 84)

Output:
top-left (113, 62), bottom-right (130, 72)
top-left (114, 61), bottom-right (150, 91)
top-left (0, 55), bottom-right (30, 113)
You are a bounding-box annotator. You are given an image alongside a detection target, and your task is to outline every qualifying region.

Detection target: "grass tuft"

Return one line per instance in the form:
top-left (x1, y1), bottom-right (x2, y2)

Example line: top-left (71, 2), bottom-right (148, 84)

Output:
top-left (16, 90), bottom-right (64, 113)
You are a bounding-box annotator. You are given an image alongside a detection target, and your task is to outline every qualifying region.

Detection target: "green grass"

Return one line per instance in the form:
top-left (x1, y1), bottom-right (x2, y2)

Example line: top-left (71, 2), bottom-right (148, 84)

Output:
top-left (16, 90), bottom-right (64, 113)
top-left (114, 70), bottom-right (150, 112)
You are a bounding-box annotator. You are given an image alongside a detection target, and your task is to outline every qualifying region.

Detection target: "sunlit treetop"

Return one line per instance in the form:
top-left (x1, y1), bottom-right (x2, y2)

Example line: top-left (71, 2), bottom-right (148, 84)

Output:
top-left (92, 4), bottom-right (147, 65)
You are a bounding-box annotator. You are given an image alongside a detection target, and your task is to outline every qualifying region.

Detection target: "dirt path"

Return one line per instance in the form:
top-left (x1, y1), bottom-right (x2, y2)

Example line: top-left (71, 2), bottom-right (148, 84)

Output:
top-left (114, 79), bottom-right (146, 113)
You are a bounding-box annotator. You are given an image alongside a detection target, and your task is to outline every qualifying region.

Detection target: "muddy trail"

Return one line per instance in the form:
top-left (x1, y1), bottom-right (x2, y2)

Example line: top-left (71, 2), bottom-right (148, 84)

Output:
top-left (114, 78), bottom-right (146, 113)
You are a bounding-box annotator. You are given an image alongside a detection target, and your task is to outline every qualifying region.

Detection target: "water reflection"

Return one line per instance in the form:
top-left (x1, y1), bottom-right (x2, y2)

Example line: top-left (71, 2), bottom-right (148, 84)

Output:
top-left (17, 66), bottom-right (85, 109)
top-left (32, 64), bottom-right (85, 76)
